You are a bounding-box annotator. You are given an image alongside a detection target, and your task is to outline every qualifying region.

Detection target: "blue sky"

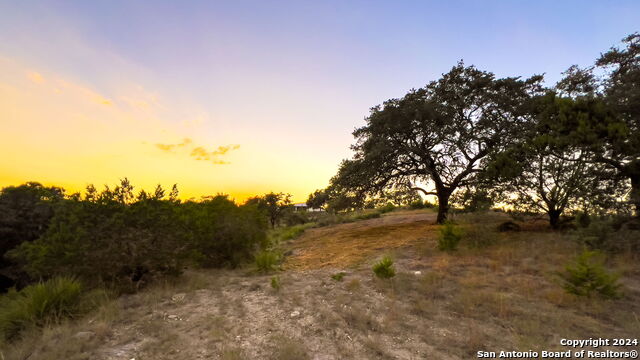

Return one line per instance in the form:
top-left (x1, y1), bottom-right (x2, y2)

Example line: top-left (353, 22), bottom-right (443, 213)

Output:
top-left (0, 1), bottom-right (638, 200)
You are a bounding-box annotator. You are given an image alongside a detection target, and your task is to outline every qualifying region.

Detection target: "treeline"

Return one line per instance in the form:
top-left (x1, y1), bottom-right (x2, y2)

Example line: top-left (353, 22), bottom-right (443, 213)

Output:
top-left (308, 33), bottom-right (640, 228)
top-left (0, 180), bottom-right (270, 293)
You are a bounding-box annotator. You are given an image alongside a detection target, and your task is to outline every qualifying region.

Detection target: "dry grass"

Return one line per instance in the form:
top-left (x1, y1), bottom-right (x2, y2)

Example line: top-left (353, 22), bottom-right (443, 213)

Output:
top-left (283, 211), bottom-right (437, 270)
top-left (3, 209), bottom-right (639, 360)
top-left (268, 335), bottom-right (309, 360)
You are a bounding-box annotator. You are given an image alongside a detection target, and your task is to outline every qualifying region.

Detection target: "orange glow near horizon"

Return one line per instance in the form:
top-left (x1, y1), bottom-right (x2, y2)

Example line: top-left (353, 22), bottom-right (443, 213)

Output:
top-left (0, 57), bottom-right (342, 203)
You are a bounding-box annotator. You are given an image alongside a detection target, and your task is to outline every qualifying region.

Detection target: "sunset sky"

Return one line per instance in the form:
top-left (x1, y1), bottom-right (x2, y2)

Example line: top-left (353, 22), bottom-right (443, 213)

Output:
top-left (1, 1), bottom-right (638, 202)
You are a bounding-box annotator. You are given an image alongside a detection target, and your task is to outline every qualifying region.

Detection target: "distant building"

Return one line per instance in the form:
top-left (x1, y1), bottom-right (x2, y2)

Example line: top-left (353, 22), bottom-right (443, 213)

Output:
top-left (293, 203), bottom-right (324, 212)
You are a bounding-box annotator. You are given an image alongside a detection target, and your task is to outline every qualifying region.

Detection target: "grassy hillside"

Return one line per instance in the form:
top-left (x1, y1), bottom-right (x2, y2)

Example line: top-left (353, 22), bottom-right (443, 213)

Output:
top-left (2, 209), bottom-right (638, 359)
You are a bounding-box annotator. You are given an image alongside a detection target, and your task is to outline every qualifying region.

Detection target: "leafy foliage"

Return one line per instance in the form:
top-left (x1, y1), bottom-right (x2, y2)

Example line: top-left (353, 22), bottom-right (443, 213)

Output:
top-left (255, 251), bottom-right (280, 273)
top-left (409, 199), bottom-right (426, 209)
top-left (497, 221), bottom-right (521, 232)
top-left (574, 217), bottom-right (640, 254)
top-left (306, 189), bottom-right (329, 210)
top-left (559, 251), bottom-right (621, 299)
top-left (183, 195), bottom-right (267, 268)
top-left (331, 272), bottom-right (346, 281)
top-left (330, 62), bottom-right (543, 223)
top-left (378, 203), bottom-right (396, 214)
top-left (9, 179), bottom-right (267, 292)
top-left (270, 276), bottom-right (281, 291)
top-left (246, 192), bottom-right (292, 228)
top-left (438, 221), bottom-right (462, 251)
top-left (553, 33), bottom-right (640, 215)
top-left (0, 182), bottom-right (65, 290)
top-left (355, 211), bottom-right (381, 220)
top-left (372, 256), bottom-right (395, 279)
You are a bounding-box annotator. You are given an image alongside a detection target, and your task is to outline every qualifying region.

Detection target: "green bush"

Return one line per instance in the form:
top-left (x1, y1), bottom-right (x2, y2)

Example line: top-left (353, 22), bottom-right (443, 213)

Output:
top-left (270, 276), bottom-right (281, 291)
top-left (9, 182), bottom-right (268, 293)
top-left (575, 212), bottom-right (591, 228)
top-left (279, 224), bottom-right (309, 241)
top-left (497, 220), bottom-right (521, 232)
top-left (574, 219), bottom-right (614, 251)
top-left (183, 195), bottom-right (268, 268)
top-left (255, 251), bottom-right (280, 273)
top-left (573, 217), bottom-right (640, 254)
top-left (282, 211), bottom-right (311, 226)
top-left (355, 211), bottom-right (381, 220)
top-left (378, 203), bottom-right (396, 214)
top-left (423, 201), bottom-right (436, 209)
top-left (559, 251), bottom-right (621, 299)
top-left (331, 272), bottom-right (346, 281)
top-left (409, 200), bottom-right (425, 209)
top-left (438, 221), bottom-right (462, 251)
top-left (0, 276), bottom-right (84, 340)
top-left (372, 256), bottom-right (395, 279)
top-left (464, 224), bottom-right (498, 248)
top-left (10, 195), bottom-right (186, 292)
top-left (266, 224), bottom-right (313, 249)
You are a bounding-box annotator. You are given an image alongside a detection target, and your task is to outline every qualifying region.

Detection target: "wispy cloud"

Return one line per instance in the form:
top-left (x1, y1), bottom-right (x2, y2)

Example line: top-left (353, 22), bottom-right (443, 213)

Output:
top-left (155, 139), bottom-right (239, 165)
top-left (26, 71), bottom-right (45, 84)
top-left (155, 138), bottom-right (193, 152)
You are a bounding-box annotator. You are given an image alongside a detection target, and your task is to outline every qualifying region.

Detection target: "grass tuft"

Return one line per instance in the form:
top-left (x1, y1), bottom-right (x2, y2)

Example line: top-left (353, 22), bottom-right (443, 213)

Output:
top-left (372, 256), bottom-right (396, 279)
top-left (438, 221), bottom-right (462, 251)
top-left (0, 276), bottom-right (84, 340)
top-left (255, 251), bottom-right (280, 273)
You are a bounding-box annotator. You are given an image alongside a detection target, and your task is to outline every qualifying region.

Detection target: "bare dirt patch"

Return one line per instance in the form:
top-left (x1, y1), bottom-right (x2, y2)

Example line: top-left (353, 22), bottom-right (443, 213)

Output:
top-left (283, 210), bottom-right (438, 270)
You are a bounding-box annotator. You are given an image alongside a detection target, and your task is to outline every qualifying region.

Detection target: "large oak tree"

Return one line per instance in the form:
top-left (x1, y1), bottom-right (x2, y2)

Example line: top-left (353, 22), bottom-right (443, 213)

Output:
top-left (555, 33), bottom-right (640, 216)
top-left (331, 63), bottom-right (543, 223)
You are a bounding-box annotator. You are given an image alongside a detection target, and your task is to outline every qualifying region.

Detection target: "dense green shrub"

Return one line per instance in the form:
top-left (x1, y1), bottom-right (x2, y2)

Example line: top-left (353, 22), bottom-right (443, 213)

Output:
top-left (9, 181), bottom-right (268, 292)
top-left (355, 211), bottom-right (381, 220)
top-left (313, 210), bottom-right (381, 227)
top-left (497, 220), bottom-right (521, 232)
top-left (575, 219), bottom-right (613, 251)
top-left (372, 256), bottom-right (395, 279)
top-left (279, 224), bottom-right (310, 241)
top-left (438, 221), bottom-right (462, 251)
top-left (409, 200), bottom-right (425, 209)
top-left (270, 276), bottom-right (281, 291)
top-left (255, 251), bottom-right (280, 273)
top-left (183, 196), bottom-right (267, 268)
top-left (559, 251), bottom-right (621, 299)
top-left (0, 182), bottom-right (64, 290)
top-left (378, 203), bottom-right (396, 214)
top-left (575, 212), bottom-right (591, 228)
top-left (282, 210), bottom-right (311, 226)
top-left (0, 276), bottom-right (84, 340)
top-left (454, 189), bottom-right (494, 212)
top-left (10, 195), bottom-right (186, 292)
top-left (331, 272), bottom-right (346, 281)
top-left (574, 217), bottom-right (640, 254)
top-left (464, 224), bottom-right (498, 248)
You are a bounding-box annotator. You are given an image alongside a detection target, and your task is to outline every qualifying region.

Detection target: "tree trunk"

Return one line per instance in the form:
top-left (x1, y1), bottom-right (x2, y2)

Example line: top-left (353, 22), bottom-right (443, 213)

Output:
top-left (436, 192), bottom-right (451, 224)
top-left (548, 208), bottom-right (562, 229)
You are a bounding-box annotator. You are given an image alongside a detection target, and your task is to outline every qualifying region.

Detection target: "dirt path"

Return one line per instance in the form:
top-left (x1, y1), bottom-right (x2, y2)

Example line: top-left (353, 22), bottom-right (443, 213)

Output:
top-left (284, 210), bottom-right (438, 270)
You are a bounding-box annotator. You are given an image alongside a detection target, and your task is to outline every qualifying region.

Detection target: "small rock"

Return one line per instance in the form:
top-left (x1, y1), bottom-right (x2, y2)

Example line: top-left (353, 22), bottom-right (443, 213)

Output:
top-left (414, 271), bottom-right (422, 275)
top-left (167, 314), bottom-right (179, 320)
top-left (290, 310), bottom-right (301, 318)
top-left (72, 331), bottom-right (95, 340)
top-left (171, 293), bottom-right (186, 302)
